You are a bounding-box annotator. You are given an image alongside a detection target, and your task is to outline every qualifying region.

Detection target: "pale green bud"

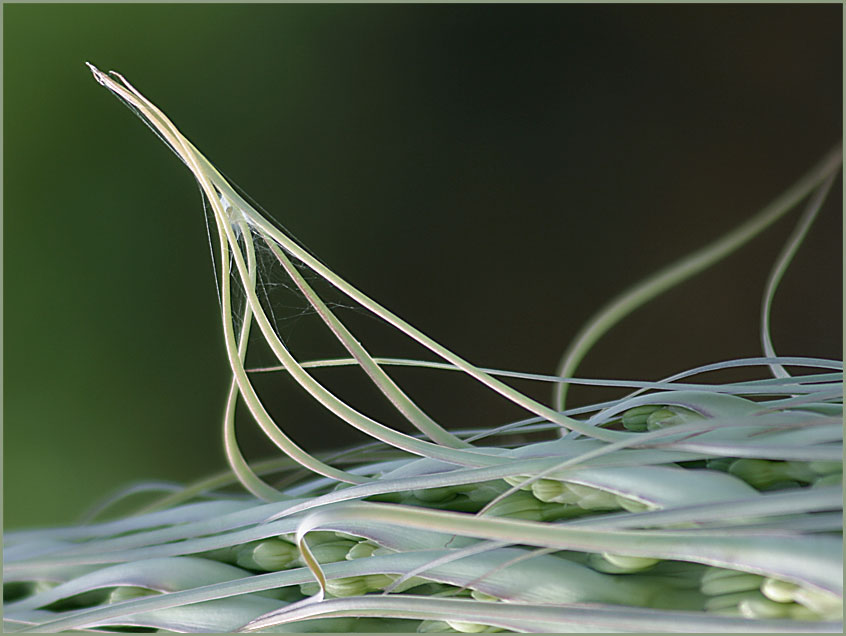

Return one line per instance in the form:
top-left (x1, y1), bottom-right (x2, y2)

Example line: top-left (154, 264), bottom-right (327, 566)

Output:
top-left (502, 475), bottom-right (534, 491)
top-left (324, 575), bottom-right (371, 597)
top-left (484, 491), bottom-right (546, 521)
top-left (566, 484), bottom-right (620, 511)
top-left (704, 590), bottom-right (767, 613)
top-left (587, 552), bottom-right (658, 574)
top-left (728, 459), bottom-right (816, 489)
top-left (699, 568), bottom-right (764, 596)
top-left (484, 490), bottom-right (580, 522)
top-left (760, 577), bottom-right (799, 603)
top-left (705, 457), bottom-right (735, 472)
top-left (587, 552), bottom-right (633, 574)
top-left (738, 596), bottom-right (793, 619)
top-left (531, 479), bottom-right (579, 504)
top-left (418, 620), bottom-right (460, 632)
top-left (445, 620), bottom-right (502, 633)
top-left (108, 586), bottom-right (158, 604)
top-left (308, 574), bottom-right (398, 597)
top-left (374, 573), bottom-right (398, 591)
top-left (646, 408), bottom-right (682, 430)
top-left (699, 574), bottom-right (761, 596)
top-left (305, 539), bottom-right (358, 565)
top-left (601, 553), bottom-right (660, 571)
top-left (236, 538), bottom-right (299, 571)
top-left (346, 541), bottom-right (380, 560)
top-left (576, 493), bottom-right (619, 510)
top-left (621, 405), bottom-right (660, 432)
top-left (646, 406), bottom-right (702, 431)
top-left (728, 459), bottom-right (778, 488)
top-left (305, 531), bottom-right (349, 546)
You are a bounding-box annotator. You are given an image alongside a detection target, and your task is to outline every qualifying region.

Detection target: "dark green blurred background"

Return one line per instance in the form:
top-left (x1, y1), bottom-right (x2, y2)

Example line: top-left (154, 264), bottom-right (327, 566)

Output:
top-left (4, 4), bottom-right (841, 529)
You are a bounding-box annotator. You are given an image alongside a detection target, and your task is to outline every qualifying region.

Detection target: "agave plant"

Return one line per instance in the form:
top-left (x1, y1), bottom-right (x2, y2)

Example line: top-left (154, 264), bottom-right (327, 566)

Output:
top-left (3, 65), bottom-right (842, 633)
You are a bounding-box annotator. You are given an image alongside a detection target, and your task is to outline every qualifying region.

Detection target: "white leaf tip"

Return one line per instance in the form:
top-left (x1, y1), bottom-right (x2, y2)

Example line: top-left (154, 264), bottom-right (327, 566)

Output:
top-left (86, 62), bottom-right (109, 86)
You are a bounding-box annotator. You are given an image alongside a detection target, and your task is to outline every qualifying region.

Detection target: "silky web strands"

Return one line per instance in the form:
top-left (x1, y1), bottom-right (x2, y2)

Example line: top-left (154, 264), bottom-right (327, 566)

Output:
top-left (2, 66), bottom-right (842, 634)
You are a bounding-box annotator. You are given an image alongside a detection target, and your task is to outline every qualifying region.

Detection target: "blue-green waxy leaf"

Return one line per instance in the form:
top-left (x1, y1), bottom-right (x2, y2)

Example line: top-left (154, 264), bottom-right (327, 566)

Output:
top-left (7, 557), bottom-right (260, 612)
top-left (243, 594), bottom-right (843, 633)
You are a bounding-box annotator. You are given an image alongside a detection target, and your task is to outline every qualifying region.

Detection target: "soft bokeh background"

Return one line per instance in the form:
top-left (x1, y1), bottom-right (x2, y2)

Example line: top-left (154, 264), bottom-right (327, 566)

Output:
top-left (4, 4), bottom-right (841, 529)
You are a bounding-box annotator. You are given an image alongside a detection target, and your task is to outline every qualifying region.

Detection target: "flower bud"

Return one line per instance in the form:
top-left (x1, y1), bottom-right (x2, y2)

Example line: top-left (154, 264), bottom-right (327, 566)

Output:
top-left (738, 596), bottom-right (793, 619)
top-left (728, 459), bottom-right (817, 489)
top-left (601, 553), bottom-right (660, 571)
top-left (704, 590), bottom-right (766, 613)
top-left (705, 457), bottom-right (735, 472)
top-left (236, 538), bottom-right (299, 571)
top-left (485, 491), bottom-right (545, 521)
top-left (700, 569), bottom-right (764, 596)
top-left (324, 575), bottom-right (371, 597)
top-left (621, 405), bottom-right (661, 431)
top-left (418, 620), bottom-right (460, 632)
top-left (646, 408), bottom-right (682, 430)
top-left (566, 484), bottom-right (620, 511)
top-left (760, 577), bottom-right (799, 603)
top-left (346, 541), bottom-right (380, 560)
top-left (306, 539), bottom-right (359, 565)
top-left (107, 586), bottom-right (158, 604)
top-left (531, 479), bottom-right (578, 504)
top-left (502, 475), bottom-right (534, 491)
top-left (445, 619), bottom-right (502, 633)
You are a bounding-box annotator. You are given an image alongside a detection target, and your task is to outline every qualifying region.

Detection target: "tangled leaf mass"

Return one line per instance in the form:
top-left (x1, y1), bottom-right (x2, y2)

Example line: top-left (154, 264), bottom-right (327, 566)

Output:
top-left (3, 66), bottom-right (842, 633)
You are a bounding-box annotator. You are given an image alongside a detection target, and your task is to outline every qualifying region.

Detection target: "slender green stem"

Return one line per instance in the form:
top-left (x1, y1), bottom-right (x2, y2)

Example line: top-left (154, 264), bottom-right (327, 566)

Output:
top-left (552, 145), bottom-right (842, 412)
top-left (760, 172), bottom-right (837, 379)
top-left (222, 221), bottom-right (288, 500)
top-left (263, 237), bottom-right (471, 449)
